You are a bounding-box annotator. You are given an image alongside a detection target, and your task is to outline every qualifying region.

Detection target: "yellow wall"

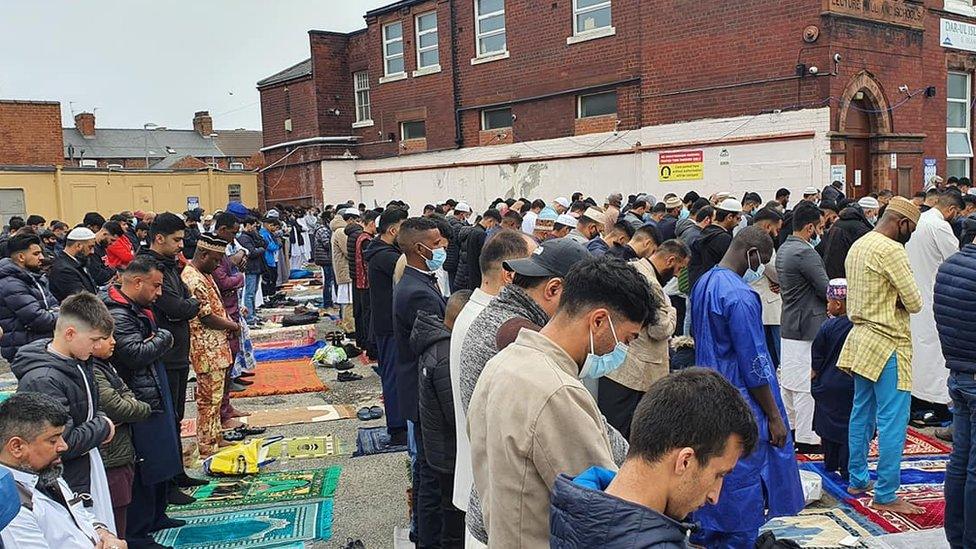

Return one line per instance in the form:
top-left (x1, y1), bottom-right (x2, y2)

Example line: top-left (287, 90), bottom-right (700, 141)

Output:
top-left (0, 168), bottom-right (258, 224)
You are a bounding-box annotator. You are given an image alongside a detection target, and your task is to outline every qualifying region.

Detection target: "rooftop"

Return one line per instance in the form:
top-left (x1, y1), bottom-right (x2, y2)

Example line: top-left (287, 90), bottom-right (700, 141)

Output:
top-left (256, 58), bottom-right (312, 88)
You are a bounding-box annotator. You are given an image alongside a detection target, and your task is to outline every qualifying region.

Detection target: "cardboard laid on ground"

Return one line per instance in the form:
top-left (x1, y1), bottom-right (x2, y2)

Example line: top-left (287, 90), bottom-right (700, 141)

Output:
top-left (180, 406), bottom-right (356, 437)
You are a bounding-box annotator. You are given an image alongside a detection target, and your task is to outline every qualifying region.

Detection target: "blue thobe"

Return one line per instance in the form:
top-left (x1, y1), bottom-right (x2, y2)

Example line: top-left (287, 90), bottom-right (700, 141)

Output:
top-left (690, 266), bottom-right (804, 540)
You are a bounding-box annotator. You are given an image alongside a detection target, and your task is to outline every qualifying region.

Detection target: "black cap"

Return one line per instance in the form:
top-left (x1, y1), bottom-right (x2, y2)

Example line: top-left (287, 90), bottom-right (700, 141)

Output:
top-left (503, 237), bottom-right (590, 278)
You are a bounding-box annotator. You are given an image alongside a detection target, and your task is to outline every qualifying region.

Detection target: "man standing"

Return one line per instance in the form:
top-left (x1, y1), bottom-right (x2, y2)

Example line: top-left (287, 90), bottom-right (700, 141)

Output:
top-left (907, 191), bottom-right (962, 424)
top-left (0, 234), bottom-right (58, 361)
top-left (332, 209), bottom-right (359, 338)
top-left (823, 199), bottom-right (876, 278)
top-left (237, 217), bottom-right (266, 326)
top-left (105, 256), bottom-right (184, 548)
top-left (568, 208), bottom-right (606, 247)
top-left (599, 240), bottom-right (688, 438)
top-left (775, 188), bottom-right (791, 212)
top-left (607, 225), bottom-right (660, 261)
top-left (838, 197), bottom-right (924, 515)
top-left (623, 200), bottom-right (650, 231)
top-left (182, 235), bottom-right (239, 458)
top-left (688, 198), bottom-right (742, 292)
top-left (455, 209), bottom-right (501, 291)
top-left (350, 210), bottom-right (378, 357)
top-left (750, 207), bottom-right (785, 368)
top-left (311, 211), bottom-right (335, 309)
top-left (49, 227), bottom-right (99, 302)
top-left (934, 241), bottom-right (976, 548)
top-left (776, 202), bottom-right (830, 451)
top-left (657, 196), bottom-right (684, 242)
top-left (691, 226), bottom-right (804, 547)
top-left (468, 257), bottom-right (654, 547)
top-left (521, 199), bottom-right (545, 235)
top-left (444, 202), bottom-right (472, 290)
top-left (364, 208), bottom-right (410, 447)
top-left (258, 216), bottom-right (281, 298)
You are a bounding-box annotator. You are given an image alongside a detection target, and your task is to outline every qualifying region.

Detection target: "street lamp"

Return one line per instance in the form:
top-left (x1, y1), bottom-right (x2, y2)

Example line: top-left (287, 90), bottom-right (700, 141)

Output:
top-left (143, 123), bottom-right (158, 168)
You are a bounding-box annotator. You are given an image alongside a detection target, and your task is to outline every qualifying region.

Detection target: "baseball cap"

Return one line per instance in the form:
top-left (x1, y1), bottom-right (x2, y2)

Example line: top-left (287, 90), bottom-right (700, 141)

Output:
top-left (66, 227), bottom-right (96, 241)
top-left (716, 198), bottom-right (742, 213)
top-left (503, 237), bottom-right (590, 278)
top-left (555, 197), bottom-right (570, 209)
top-left (455, 202), bottom-right (472, 213)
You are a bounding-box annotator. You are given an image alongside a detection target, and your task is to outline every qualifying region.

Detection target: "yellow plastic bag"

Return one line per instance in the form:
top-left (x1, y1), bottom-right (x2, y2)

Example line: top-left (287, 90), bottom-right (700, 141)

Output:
top-left (203, 435), bottom-right (283, 476)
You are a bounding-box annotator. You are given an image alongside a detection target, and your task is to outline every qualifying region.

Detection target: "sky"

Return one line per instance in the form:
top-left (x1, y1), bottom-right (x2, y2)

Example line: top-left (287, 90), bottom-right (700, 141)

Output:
top-left (0, 1), bottom-right (392, 130)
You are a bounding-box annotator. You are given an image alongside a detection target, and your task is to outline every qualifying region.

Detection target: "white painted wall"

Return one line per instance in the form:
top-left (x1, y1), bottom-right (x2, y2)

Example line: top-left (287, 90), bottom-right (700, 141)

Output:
top-left (321, 108), bottom-right (831, 211)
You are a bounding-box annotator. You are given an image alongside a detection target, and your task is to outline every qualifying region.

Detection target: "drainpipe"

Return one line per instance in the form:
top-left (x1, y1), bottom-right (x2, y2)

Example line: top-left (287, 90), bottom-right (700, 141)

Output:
top-left (450, 0), bottom-right (463, 147)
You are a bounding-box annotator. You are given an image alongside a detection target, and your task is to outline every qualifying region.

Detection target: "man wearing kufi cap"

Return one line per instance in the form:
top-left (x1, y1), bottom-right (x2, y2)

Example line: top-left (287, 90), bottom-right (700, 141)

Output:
top-left (837, 196), bottom-right (925, 515)
top-left (553, 197), bottom-right (570, 214)
top-left (532, 207), bottom-right (558, 242)
top-left (550, 214), bottom-right (578, 239)
top-left (802, 187), bottom-right (820, 202)
top-left (568, 207), bottom-right (606, 246)
top-left (687, 197), bottom-right (742, 290)
top-left (48, 226), bottom-right (98, 302)
top-left (857, 196), bottom-right (880, 225)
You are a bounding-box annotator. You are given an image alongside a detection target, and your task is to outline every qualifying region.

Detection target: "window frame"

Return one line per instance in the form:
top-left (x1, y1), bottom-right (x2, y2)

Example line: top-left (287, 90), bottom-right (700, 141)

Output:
top-left (474, 0), bottom-right (507, 59)
top-left (414, 11), bottom-right (440, 74)
top-left (572, 0), bottom-right (612, 35)
top-left (382, 21), bottom-right (405, 78)
top-left (353, 71), bottom-right (372, 126)
top-left (401, 120), bottom-right (427, 141)
top-left (947, 71), bottom-right (973, 173)
top-left (577, 90), bottom-right (618, 119)
top-left (481, 107), bottom-right (513, 130)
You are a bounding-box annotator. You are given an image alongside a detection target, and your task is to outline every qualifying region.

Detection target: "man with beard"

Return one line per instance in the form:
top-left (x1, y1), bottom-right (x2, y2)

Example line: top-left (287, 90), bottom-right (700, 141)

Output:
top-left (598, 240), bottom-right (688, 438)
top-left (49, 227), bottom-right (99, 302)
top-left (90, 221), bottom-right (124, 286)
top-left (0, 392), bottom-right (128, 549)
top-left (0, 234), bottom-right (58, 361)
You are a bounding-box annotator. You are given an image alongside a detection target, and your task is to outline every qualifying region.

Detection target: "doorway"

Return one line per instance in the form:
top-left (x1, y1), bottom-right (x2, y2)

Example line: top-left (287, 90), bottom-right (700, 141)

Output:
top-left (844, 98), bottom-right (874, 199)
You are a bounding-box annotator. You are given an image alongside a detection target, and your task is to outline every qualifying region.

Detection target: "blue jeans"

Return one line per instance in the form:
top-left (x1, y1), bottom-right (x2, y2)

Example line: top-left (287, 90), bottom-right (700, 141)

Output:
top-left (321, 265), bottom-right (335, 308)
top-left (848, 353), bottom-right (910, 504)
top-left (243, 273), bottom-right (260, 322)
top-left (946, 370), bottom-right (976, 549)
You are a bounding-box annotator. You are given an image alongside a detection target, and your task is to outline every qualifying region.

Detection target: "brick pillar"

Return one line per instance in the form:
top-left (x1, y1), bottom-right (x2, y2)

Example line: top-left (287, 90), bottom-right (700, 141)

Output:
top-left (193, 110), bottom-right (213, 136)
top-left (74, 112), bottom-right (95, 137)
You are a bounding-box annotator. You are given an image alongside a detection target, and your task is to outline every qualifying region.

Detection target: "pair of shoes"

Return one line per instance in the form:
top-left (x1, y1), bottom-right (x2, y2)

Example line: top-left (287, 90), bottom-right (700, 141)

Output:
top-left (167, 487), bottom-right (197, 506)
top-left (344, 538), bottom-right (366, 549)
top-left (337, 371), bottom-right (364, 382)
top-left (343, 344), bottom-right (363, 359)
top-left (230, 381), bottom-right (248, 392)
top-left (357, 406), bottom-right (384, 421)
top-left (176, 473), bottom-right (208, 488)
top-left (335, 360), bottom-right (355, 371)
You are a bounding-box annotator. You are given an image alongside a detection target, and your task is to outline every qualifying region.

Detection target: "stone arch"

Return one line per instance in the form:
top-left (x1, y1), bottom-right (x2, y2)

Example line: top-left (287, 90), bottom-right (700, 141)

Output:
top-left (837, 70), bottom-right (893, 135)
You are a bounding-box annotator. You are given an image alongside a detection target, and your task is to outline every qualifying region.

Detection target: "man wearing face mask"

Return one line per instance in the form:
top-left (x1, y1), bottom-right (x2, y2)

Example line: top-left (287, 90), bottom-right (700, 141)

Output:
top-left (776, 202), bottom-right (830, 452)
top-left (568, 208), bottom-right (606, 247)
top-left (599, 240), bottom-right (689, 439)
top-left (838, 197), bottom-right (923, 516)
top-left (468, 256), bottom-right (655, 548)
top-left (392, 217), bottom-right (450, 548)
top-left (691, 225), bottom-right (804, 548)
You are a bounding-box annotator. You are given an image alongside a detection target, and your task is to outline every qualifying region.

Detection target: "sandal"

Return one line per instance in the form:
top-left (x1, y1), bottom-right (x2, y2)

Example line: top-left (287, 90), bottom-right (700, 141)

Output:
top-left (337, 371), bottom-right (364, 382)
top-left (369, 406), bottom-right (384, 420)
top-left (357, 407), bottom-right (372, 421)
top-left (223, 430), bottom-right (246, 442)
top-left (236, 425), bottom-right (267, 436)
top-left (335, 360), bottom-right (355, 372)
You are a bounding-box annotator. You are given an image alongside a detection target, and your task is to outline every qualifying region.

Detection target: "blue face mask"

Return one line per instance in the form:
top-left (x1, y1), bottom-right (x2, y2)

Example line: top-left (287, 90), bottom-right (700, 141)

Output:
top-left (810, 234), bottom-right (822, 248)
top-left (679, 208), bottom-right (690, 220)
top-left (420, 244), bottom-right (447, 271)
top-left (743, 247), bottom-right (766, 283)
top-left (580, 316), bottom-right (629, 379)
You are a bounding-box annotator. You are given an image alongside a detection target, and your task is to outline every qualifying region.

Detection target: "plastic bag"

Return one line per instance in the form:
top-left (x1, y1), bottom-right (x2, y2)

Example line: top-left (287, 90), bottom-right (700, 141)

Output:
top-left (312, 345), bottom-right (347, 367)
top-left (800, 469), bottom-right (823, 505)
top-left (203, 436), bottom-right (284, 476)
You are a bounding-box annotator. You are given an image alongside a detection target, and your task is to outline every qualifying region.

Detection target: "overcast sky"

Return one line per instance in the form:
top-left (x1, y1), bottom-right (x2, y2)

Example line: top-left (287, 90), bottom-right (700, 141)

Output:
top-left (0, 1), bottom-right (392, 130)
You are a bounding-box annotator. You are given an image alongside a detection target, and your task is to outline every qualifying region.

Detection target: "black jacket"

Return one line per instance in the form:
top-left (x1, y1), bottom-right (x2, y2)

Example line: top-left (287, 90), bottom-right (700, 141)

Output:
top-left (454, 224), bottom-right (484, 291)
top-left (658, 215), bottom-right (679, 242)
top-left (311, 224), bottom-right (333, 267)
top-left (688, 224), bottom-right (732, 291)
top-left (183, 224), bottom-right (201, 260)
top-left (0, 258), bottom-right (58, 361)
top-left (822, 207), bottom-right (873, 279)
top-left (365, 238), bottom-right (401, 337)
top-left (412, 311), bottom-right (456, 474)
top-left (444, 217), bottom-right (467, 275)
top-left (89, 243), bottom-right (117, 286)
top-left (344, 223), bottom-right (364, 282)
top-left (959, 214), bottom-right (976, 247)
top-left (12, 339), bottom-right (111, 499)
top-left (237, 230), bottom-right (267, 274)
top-left (137, 248), bottom-right (200, 369)
top-left (393, 267), bottom-right (447, 421)
top-left (48, 251), bottom-right (98, 303)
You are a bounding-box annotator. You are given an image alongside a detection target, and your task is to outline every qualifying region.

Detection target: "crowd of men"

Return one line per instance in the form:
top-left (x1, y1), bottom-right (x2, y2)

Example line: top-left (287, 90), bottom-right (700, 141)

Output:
top-left (2, 173), bottom-right (976, 548)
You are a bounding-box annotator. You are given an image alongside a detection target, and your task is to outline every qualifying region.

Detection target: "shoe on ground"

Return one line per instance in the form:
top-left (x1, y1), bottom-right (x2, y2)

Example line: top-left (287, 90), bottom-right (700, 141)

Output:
top-left (935, 426), bottom-right (953, 443)
top-left (335, 360), bottom-right (355, 371)
top-left (175, 473), bottom-right (208, 488)
top-left (794, 442), bottom-right (823, 454)
top-left (229, 381), bottom-right (248, 392)
top-left (388, 430), bottom-right (408, 447)
top-left (223, 430), bottom-right (246, 442)
top-left (153, 516), bottom-right (187, 530)
top-left (166, 488), bottom-right (197, 506)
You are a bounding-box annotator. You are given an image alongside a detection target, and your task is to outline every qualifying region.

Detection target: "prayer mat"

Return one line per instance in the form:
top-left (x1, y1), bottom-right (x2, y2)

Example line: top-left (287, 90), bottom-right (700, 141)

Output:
top-left (796, 428), bottom-right (951, 462)
top-left (231, 359), bottom-right (327, 399)
top-left (241, 405), bottom-right (358, 428)
top-left (154, 501), bottom-right (333, 548)
top-left (252, 336), bottom-right (317, 350)
top-left (249, 326), bottom-right (317, 345)
top-left (181, 418), bottom-right (197, 438)
top-left (254, 342), bottom-right (324, 363)
top-left (760, 504), bottom-right (886, 548)
top-left (0, 391), bottom-right (12, 404)
top-left (170, 467), bottom-right (341, 511)
top-left (353, 426), bottom-right (408, 457)
top-left (265, 435), bottom-right (345, 460)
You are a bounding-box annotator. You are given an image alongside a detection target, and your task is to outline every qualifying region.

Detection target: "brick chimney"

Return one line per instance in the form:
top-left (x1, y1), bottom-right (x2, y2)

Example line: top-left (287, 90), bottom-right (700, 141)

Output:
top-left (192, 110), bottom-right (213, 136)
top-left (75, 112), bottom-right (95, 138)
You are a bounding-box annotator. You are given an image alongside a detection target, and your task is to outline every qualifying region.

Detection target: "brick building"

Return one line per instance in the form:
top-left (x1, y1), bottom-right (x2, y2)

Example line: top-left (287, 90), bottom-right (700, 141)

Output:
top-left (258, 0), bottom-right (976, 209)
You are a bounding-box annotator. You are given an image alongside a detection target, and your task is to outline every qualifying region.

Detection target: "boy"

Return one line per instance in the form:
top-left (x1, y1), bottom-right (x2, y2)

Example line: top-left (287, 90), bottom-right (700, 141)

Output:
top-left (811, 278), bottom-right (855, 478)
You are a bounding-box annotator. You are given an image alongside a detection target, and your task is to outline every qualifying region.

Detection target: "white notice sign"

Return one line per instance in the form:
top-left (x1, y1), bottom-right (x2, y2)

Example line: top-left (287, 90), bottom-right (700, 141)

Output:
top-left (830, 165), bottom-right (846, 194)
top-left (890, 153), bottom-right (898, 169)
top-left (941, 18), bottom-right (976, 53)
top-left (854, 170), bottom-right (862, 187)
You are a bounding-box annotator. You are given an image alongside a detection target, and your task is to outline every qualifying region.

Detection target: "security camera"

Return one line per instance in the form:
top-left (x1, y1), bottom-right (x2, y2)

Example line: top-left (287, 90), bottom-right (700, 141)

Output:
top-left (833, 53), bottom-right (842, 63)
top-left (808, 66), bottom-right (819, 75)
top-left (511, 113), bottom-right (518, 122)
top-left (899, 85), bottom-right (910, 93)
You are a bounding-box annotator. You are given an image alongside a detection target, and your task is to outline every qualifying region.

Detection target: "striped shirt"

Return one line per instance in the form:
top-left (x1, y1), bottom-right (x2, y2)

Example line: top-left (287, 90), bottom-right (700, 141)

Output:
top-left (837, 231), bottom-right (922, 390)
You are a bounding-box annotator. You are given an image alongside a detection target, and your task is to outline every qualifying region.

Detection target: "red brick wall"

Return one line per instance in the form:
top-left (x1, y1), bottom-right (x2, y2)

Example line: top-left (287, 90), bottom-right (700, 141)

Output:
top-left (259, 76), bottom-right (318, 147)
top-left (0, 101), bottom-right (64, 166)
top-left (310, 32), bottom-right (358, 136)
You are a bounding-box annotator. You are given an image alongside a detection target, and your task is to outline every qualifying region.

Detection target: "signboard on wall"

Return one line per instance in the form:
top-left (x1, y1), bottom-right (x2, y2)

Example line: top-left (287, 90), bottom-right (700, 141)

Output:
top-left (823, 0), bottom-right (924, 30)
top-left (941, 18), bottom-right (976, 53)
top-left (187, 196), bottom-right (200, 210)
top-left (659, 150), bottom-right (704, 182)
top-left (924, 158), bottom-right (938, 185)
top-left (830, 165), bottom-right (847, 193)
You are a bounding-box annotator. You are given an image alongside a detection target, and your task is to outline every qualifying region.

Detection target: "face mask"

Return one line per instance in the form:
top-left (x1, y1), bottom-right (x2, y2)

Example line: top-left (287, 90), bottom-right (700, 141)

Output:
top-left (743, 248), bottom-right (765, 283)
top-left (810, 233), bottom-right (821, 248)
top-left (580, 316), bottom-right (629, 379)
top-left (679, 208), bottom-right (690, 220)
top-left (420, 244), bottom-right (447, 271)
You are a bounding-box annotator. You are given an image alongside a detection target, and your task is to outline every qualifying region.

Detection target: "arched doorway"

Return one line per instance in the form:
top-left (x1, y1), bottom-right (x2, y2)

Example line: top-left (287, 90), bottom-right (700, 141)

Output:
top-left (835, 71), bottom-right (895, 199)
top-left (843, 97), bottom-right (874, 199)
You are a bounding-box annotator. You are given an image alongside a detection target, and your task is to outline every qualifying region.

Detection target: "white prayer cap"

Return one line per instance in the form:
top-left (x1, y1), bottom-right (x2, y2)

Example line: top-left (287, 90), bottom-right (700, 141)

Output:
top-left (803, 186), bottom-right (818, 196)
top-left (555, 197), bottom-right (570, 209)
top-left (858, 197), bottom-right (880, 210)
top-left (716, 198), bottom-right (742, 213)
top-left (555, 214), bottom-right (578, 227)
top-left (454, 202), bottom-right (472, 213)
top-left (66, 227), bottom-right (96, 241)
top-left (266, 209), bottom-right (280, 219)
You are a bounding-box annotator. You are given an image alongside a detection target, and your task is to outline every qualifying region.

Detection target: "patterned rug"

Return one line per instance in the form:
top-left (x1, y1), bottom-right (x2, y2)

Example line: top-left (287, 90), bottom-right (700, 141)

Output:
top-left (231, 360), bottom-right (327, 399)
top-left (180, 406), bottom-right (357, 438)
top-left (252, 336), bottom-right (318, 350)
top-left (761, 503), bottom-right (886, 548)
top-left (155, 501), bottom-right (333, 548)
top-left (265, 435), bottom-right (345, 460)
top-left (170, 467), bottom-right (341, 511)
top-left (796, 428), bottom-right (951, 462)
top-left (353, 426), bottom-right (408, 457)
top-left (248, 325), bottom-right (316, 344)
top-left (0, 391), bottom-right (12, 404)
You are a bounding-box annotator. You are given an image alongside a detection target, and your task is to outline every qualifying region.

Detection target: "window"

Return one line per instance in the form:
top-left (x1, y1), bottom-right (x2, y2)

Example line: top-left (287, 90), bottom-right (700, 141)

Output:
top-left (481, 107), bottom-right (513, 130)
top-left (573, 0), bottom-right (612, 35)
top-left (229, 162), bottom-right (245, 171)
top-left (415, 12), bottom-right (440, 71)
top-left (354, 72), bottom-right (372, 123)
top-left (383, 22), bottom-right (405, 77)
top-left (948, 71), bottom-right (972, 178)
top-left (578, 91), bottom-right (617, 118)
top-left (475, 0), bottom-right (506, 58)
top-left (401, 120), bottom-right (426, 140)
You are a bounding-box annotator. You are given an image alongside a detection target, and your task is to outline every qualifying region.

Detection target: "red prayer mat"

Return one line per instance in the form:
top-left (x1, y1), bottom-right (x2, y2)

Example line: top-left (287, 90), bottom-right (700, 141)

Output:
top-left (848, 484), bottom-right (945, 533)
top-left (796, 428), bottom-right (951, 462)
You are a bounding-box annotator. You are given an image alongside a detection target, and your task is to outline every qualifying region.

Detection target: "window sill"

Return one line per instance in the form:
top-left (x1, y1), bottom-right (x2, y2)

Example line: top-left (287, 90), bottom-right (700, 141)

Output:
top-left (379, 73), bottom-right (408, 84)
top-left (567, 26), bottom-right (616, 45)
top-left (352, 120), bottom-right (375, 129)
top-left (944, 0), bottom-right (976, 18)
top-left (412, 65), bottom-right (442, 77)
top-left (470, 51), bottom-right (510, 65)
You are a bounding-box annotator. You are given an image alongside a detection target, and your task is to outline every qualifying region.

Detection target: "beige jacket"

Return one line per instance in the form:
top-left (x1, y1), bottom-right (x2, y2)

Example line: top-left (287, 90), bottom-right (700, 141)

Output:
top-left (606, 258), bottom-right (676, 392)
top-left (749, 248), bottom-right (782, 326)
top-left (330, 217), bottom-right (351, 284)
top-left (469, 329), bottom-right (615, 548)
